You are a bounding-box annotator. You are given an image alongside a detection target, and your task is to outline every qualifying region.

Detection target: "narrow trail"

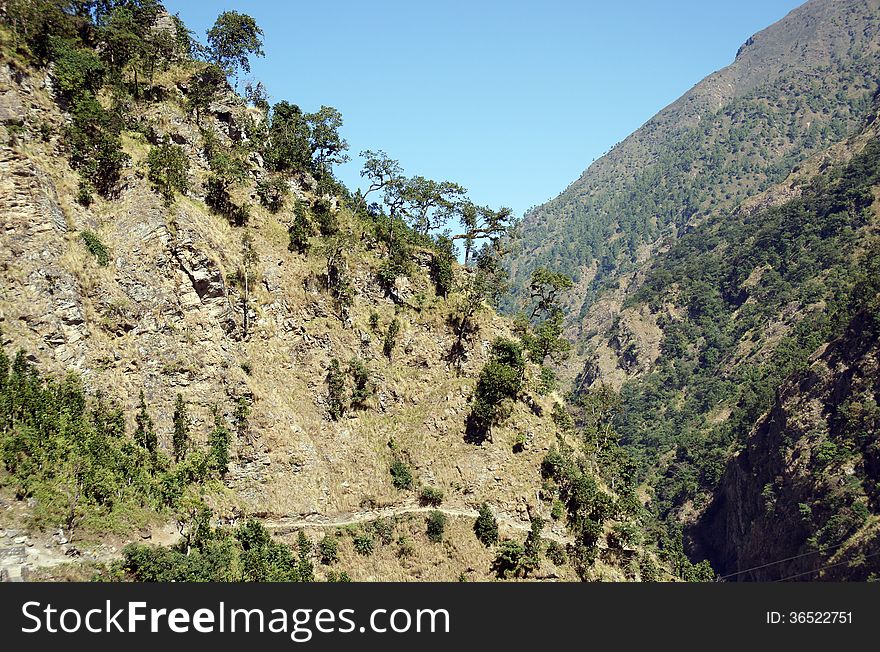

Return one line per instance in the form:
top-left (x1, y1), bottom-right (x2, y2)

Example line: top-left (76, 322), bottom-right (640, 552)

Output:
top-left (262, 503), bottom-right (574, 545)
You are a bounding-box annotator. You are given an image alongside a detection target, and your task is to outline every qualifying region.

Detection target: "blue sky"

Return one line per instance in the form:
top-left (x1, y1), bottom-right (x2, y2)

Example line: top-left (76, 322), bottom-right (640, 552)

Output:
top-left (164, 0), bottom-right (805, 218)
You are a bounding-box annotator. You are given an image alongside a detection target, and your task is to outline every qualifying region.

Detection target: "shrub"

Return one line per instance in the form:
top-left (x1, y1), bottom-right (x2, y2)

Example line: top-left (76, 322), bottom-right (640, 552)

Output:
top-left (369, 312), bottom-right (380, 332)
top-left (383, 318), bottom-right (400, 359)
top-left (432, 235), bottom-right (455, 298)
top-left (326, 570), bottom-right (352, 582)
top-left (473, 503), bottom-right (499, 546)
top-left (256, 176), bottom-right (288, 213)
top-left (426, 511), bottom-right (447, 543)
top-left (389, 459), bottom-right (413, 490)
top-left (348, 358), bottom-right (373, 409)
top-left (546, 540), bottom-right (567, 566)
top-left (466, 338), bottom-right (525, 443)
top-left (81, 230), bottom-right (110, 266)
top-left (318, 536), bottom-right (338, 565)
top-left (491, 540), bottom-right (523, 578)
top-left (326, 358), bottom-right (346, 420)
top-left (371, 518), bottom-right (394, 545)
top-left (288, 201), bottom-right (314, 255)
top-left (419, 486), bottom-right (444, 507)
top-left (146, 142), bottom-right (189, 205)
top-left (313, 197), bottom-right (337, 236)
top-left (353, 532), bottom-right (374, 556)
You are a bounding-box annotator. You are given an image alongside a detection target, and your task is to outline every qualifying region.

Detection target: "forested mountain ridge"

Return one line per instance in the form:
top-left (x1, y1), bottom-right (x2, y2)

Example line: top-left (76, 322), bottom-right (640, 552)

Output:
top-left (503, 0), bottom-right (880, 581)
top-left (506, 0), bottom-right (880, 329)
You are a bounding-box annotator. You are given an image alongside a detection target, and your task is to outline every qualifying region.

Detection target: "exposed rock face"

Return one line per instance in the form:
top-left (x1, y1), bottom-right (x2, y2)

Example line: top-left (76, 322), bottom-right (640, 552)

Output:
top-left (0, 56), bottom-right (561, 534)
top-left (692, 310), bottom-right (880, 581)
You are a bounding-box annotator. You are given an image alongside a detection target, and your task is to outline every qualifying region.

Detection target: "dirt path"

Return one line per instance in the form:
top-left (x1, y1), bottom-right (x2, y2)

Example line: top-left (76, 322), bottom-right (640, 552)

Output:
top-left (263, 503), bottom-right (574, 545)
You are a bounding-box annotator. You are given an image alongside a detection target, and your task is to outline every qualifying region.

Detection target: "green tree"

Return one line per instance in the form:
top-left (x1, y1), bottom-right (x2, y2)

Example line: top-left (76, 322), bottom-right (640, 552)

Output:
top-left (358, 149), bottom-right (403, 213)
top-left (467, 338), bottom-right (525, 443)
top-left (147, 142), bottom-right (189, 205)
top-left (383, 318), bottom-right (401, 359)
top-left (266, 101), bottom-right (311, 173)
top-left (318, 535), bottom-right (339, 565)
top-left (326, 358), bottom-right (346, 420)
top-left (452, 203), bottom-right (515, 267)
top-left (287, 201), bottom-right (314, 255)
top-left (401, 176), bottom-right (466, 236)
top-left (209, 407), bottom-right (231, 476)
top-left (188, 64), bottom-right (226, 122)
top-left (306, 106), bottom-right (350, 179)
top-left (473, 503), bottom-right (499, 546)
top-left (519, 516), bottom-right (544, 577)
top-left (171, 393), bottom-right (189, 463)
top-left (389, 459), bottom-right (413, 490)
top-left (492, 540), bottom-right (523, 578)
top-left (206, 10), bottom-right (264, 80)
top-left (348, 358), bottom-right (373, 409)
top-left (426, 510), bottom-right (447, 543)
top-left (134, 390), bottom-right (156, 453)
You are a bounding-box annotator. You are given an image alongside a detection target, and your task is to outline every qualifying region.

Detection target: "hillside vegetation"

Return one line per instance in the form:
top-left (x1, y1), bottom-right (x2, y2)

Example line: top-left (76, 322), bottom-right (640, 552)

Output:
top-left (0, 1), bottom-right (687, 582)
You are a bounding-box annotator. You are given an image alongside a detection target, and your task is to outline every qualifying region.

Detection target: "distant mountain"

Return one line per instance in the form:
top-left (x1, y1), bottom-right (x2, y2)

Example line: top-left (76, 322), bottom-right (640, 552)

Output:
top-left (506, 0), bottom-right (880, 325)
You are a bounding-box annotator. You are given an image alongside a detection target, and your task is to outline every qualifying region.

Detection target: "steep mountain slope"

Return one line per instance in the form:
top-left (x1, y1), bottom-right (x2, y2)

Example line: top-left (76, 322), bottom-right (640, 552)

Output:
top-left (0, 5), bottom-right (664, 582)
top-left (501, 0), bottom-right (880, 580)
top-left (507, 0), bottom-right (880, 340)
top-left (693, 305), bottom-right (880, 580)
top-left (612, 84), bottom-right (880, 577)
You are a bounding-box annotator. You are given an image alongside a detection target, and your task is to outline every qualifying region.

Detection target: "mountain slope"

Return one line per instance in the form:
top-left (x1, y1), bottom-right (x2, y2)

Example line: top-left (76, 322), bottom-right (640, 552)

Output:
top-left (507, 0), bottom-right (880, 331)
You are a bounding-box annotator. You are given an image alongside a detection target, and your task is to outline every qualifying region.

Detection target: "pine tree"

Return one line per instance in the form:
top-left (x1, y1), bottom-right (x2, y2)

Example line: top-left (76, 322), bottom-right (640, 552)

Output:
top-left (172, 393), bottom-right (189, 463)
top-left (474, 502), bottom-right (499, 546)
top-left (296, 530), bottom-right (314, 582)
top-left (326, 358), bottom-right (346, 420)
top-left (209, 406), bottom-right (231, 477)
top-left (134, 390), bottom-right (157, 453)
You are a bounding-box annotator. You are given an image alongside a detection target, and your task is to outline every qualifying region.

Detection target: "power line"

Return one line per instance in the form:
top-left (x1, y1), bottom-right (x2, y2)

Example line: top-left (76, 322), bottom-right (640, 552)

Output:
top-left (717, 529), bottom-right (877, 581)
top-left (774, 550), bottom-right (880, 582)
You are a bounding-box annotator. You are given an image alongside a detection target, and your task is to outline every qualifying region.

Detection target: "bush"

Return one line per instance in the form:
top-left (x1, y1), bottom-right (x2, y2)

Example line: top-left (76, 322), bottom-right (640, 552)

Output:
top-left (419, 486), bottom-right (444, 507)
top-left (288, 201), bottom-right (314, 255)
top-left (545, 540), bottom-right (567, 566)
top-left (326, 358), bottom-right (346, 420)
top-left (353, 532), bottom-right (374, 556)
top-left (432, 235), bottom-right (455, 298)
top-left (491, 540), bottom-right (523, 578)
top-left (426, 511), bottom-right (447, 543)
top-left (389, 459), bottom-right (413, 490)
top-left (466, 338), bottom-right (525, 443)
top-left (348, 358), bottom-right (373, 409)
top-left (318, 535), bottom-right (339, 565)
top-left (81, 230), bottom-right (110, 266)
top-left (473, 503), bottom-right (499, 546)
top-left (256, 176), bottom-right (288, 213)
top-left (313, 197), bottom-right (338, 236)
top-left (371, 518), bottom-right (394, 545)
top-left (383, 318), bottom-right (400, 359)
top-left (147, 142), bottom-right (189, 205)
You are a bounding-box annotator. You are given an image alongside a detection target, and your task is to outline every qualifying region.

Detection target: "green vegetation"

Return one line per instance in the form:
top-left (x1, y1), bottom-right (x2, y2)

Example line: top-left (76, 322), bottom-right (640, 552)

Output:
top-left (121, 519), bottom-right (314, 582)
top-left (326, 358), bottom-right (346, 421)
top-left (473, 503), bottom-right (499, 546)
top-left (617, 136), bottom-right (880, 528)
top-left (146, 142), bottom-right (189, 205)
top-left (419, 486), bottom-right (444, 507)
top-left (81, 230), bottom-right (110, 266)
top-left (171, 394), bottom-right (189, 463)
top-left (466, 338), bottom-right (525, 443)
top-left (389, 458), bottom-right (413, 490)
top-left (0, 342), bottom-right (231, 538)
top-left (426, 510), bottom-right (447, 543)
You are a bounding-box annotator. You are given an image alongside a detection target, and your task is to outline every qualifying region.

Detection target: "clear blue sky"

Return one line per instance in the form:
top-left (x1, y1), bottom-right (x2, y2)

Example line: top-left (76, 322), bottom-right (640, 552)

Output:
top-left (164, 0), bottom-right (805, 219)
